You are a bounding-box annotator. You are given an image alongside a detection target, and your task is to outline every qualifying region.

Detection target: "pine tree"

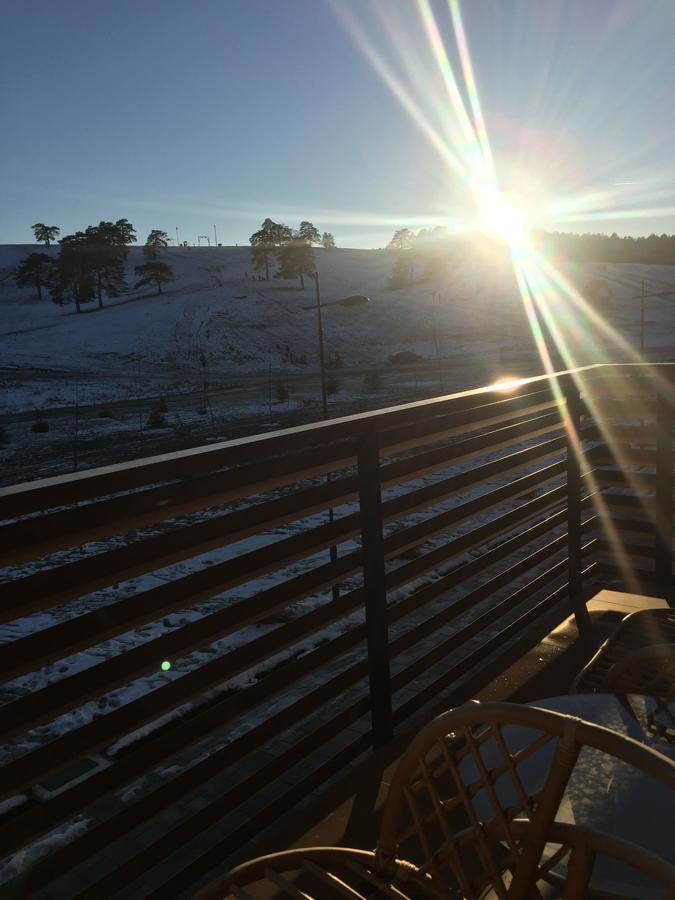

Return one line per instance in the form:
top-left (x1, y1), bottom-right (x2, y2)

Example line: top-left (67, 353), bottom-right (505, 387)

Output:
top-left (82, 219), bottom-right (136, 308)
top-left (32, 223), bottom-right (60, 246)
top-left (276, 236), bottom-right (315, 289)
top-left (320, 232), bottom-right (336, 249)
top-left (14, 253), bottom-right (55, 301)
top-left (134, 261), bottom-right (175, 294)
top-left (387, 228), bottom-right (415, 250)
top-left (57, 232), bottom-right (95, 313)
top-left (143, 230), bottom-right (170, 259)
top-left (249, 218), bottom-right (293, 280)
top-left (298, 221), bottom-right (321, 245)
top-left (51, 220), bottom-right (136, 312)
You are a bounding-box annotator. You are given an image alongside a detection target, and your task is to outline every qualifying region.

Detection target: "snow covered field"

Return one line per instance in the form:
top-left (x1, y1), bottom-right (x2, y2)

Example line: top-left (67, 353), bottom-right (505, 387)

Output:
top-left (2, 242), bottom-right (674, 487)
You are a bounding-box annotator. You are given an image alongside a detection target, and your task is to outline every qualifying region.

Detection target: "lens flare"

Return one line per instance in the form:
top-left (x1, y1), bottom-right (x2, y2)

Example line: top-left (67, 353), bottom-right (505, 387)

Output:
top-left (477, 192), bottom-right (531, 255)
top-left (332, 0), bottom-right (669, 596)
top-left (491, 377), bottom-right (526, 392)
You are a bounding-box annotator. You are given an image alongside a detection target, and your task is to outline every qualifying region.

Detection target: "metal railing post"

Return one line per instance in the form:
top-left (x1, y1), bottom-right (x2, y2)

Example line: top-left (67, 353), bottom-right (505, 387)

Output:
top-left (564, 379), bottom-right (591, 632)
top-left (357, 431), bottom-right (393, 748)
top-left (655, 387), bottom-right (674, 599)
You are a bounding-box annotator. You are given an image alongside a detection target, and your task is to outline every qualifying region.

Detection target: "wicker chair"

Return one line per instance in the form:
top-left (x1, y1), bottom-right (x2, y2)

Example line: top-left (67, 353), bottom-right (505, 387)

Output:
top-left (601, 642), bottom-right (675, 698)
top-left (203, 829), bottom-right (675, 899)
top-left (491, 820), bottom-right (675, 899)
top-left (573, 608), bottom-right (675, 694)
top-left (197, 846), bottom-right (441, 899)
top-left (375, 701), bottom-right (675, 900)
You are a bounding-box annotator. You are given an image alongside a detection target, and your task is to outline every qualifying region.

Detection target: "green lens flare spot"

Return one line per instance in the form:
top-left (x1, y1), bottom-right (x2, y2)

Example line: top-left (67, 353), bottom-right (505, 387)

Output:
top-left (161, 660), bottom-right (171, 671)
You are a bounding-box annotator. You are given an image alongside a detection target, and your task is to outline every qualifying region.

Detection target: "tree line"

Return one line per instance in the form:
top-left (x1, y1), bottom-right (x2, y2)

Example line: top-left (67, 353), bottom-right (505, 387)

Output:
top-left (15, 223), bottom-right (175, 311)
top-left (386, 226), bottom-right (454, 287)
top-left (385, 225), bottom-right (675, 289)
top-left (249, 219), bottom-right (335, 289)
top-left (533, 231), bottom-right (675, 265)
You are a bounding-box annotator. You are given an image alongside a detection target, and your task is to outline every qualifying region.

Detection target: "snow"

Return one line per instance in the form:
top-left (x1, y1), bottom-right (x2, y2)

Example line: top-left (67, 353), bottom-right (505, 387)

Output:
top-left (2, 243), bottom-right (673, 405)
top-left (1, 816), bottom-right (90, 878)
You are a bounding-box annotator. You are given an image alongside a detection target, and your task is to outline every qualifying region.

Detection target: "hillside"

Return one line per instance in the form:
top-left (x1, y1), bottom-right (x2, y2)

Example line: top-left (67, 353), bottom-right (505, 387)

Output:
top-left (1, 242), bottom-right (674, 483)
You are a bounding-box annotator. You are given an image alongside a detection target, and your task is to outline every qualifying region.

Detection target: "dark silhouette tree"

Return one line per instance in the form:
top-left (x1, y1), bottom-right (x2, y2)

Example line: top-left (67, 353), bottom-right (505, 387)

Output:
top-left (143, 230), bottom-right (170, 259)
top-left (82, 219), bottom-right (137, 308)
top-left (249, 218), bottom-right (293, 280)
top-left (321, 232), bottom-right (336, 249)
top-left (298, 221), bottom-right (321, 245)
top-left (14, 253), bottom-right (55, 301)
top-left (32, 223), bottom-right (60, 246)
top-left (276, 236), bottom-right (315, 289)
top-left (52, 220), bottom-right (135, 312)
top-left (57, 232), bottom-right (95, 313)
top-left (134, 260), bottom-right (175, 295)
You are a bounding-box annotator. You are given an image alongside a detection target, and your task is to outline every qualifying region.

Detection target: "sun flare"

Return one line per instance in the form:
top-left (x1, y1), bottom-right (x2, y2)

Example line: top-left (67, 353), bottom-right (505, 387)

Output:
top-left (477, 191), bottom-right (532, 254)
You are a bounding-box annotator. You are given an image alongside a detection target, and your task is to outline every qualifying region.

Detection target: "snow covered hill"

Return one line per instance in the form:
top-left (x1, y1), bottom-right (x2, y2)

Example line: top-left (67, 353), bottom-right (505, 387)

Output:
top-left (4, 243), bottom-right (673, 395)
top-left (1, 241), bottom-right (674, 486)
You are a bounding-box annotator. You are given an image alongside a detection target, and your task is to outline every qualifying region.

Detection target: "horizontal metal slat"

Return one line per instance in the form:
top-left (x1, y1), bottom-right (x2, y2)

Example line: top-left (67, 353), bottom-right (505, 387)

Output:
top-left (1, 471), bottom-right (359, 620)
top-left (0, 372), bottom-right (578, 517)
top-left (382, 421), bottom-right (564, 489)
top-left (0, 439), bottom-right (358, 566)
top-left (393, 561), bottom-right (598, 720)
top-left (1, 488), bottom-right (580, 744)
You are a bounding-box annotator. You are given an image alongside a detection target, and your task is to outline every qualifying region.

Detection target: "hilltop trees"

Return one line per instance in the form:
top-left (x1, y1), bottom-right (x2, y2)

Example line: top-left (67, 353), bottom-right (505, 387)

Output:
top-left (32, 223), bottom-right (60, 246)
top-left (298, 221), bottom-right (321, 245)
top-left (143, 230), bottom-right (170, 258)
top-left (535, 231), bottom-right (675, 265)
top-left (82, 219), bottom-right (137, 308)
top-left (250, 219), bottom-right (335, 282)
top-left (134, 229), bottom-right (175, 294)
top-left (14, 253), bottom-right (56, 301)
top-left (387, 228), bottom-right (416, 250)
top-left (276, 235), bottom-right (315, 289)
top-left (42, 218), bottom-right (137, 312)
top-left (56, 232), bottom-right (94, 312)
top-left (249, 218), bottom-right (293, 280)
top-left (387, 226), bottom-right (452, 287)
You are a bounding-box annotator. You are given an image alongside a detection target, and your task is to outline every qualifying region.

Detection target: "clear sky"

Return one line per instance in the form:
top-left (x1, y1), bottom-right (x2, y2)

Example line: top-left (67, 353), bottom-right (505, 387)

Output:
top-left (3, 0), bottom-right (675, 248)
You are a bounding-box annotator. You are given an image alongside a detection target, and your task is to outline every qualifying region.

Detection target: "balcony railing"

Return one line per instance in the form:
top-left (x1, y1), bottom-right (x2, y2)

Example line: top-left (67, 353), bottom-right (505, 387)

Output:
top-left (0, 362), bottom-right (672, 897)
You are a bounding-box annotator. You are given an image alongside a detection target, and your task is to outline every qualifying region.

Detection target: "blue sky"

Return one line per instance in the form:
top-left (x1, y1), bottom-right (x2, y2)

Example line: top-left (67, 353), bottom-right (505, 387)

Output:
top-left (3, 0), bottom-right (675, 248)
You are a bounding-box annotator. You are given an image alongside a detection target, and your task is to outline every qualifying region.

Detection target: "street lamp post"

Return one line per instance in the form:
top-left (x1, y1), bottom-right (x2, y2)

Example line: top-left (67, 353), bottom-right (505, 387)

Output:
top-left (641, 280), bottom-right (645, 360)
top-left (311, 270), bottom-right (338, 601)
top-left (314, 270), bottom-right (329, 419)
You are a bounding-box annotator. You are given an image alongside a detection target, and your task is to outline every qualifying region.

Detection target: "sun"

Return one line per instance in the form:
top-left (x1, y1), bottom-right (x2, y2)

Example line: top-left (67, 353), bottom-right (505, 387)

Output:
top-left (476, 190), bottom-right (532, 255)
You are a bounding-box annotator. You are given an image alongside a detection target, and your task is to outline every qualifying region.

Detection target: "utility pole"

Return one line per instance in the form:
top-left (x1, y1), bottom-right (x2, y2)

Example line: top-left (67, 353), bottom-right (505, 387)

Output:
top-left (432, 292), bottom-right (443, 393)
top-left (214, 224), bottom-right (218, 247)
top-left (641, 279), bottom-right (645, 360)
top-left (268, 345), bottom-right (272, 424)
top-left (315, 270), bottom-right (328, 420)
top-left (176, 226), bottom-right (179, 247)
top-left (314, 270), bottom-right (339, 602)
